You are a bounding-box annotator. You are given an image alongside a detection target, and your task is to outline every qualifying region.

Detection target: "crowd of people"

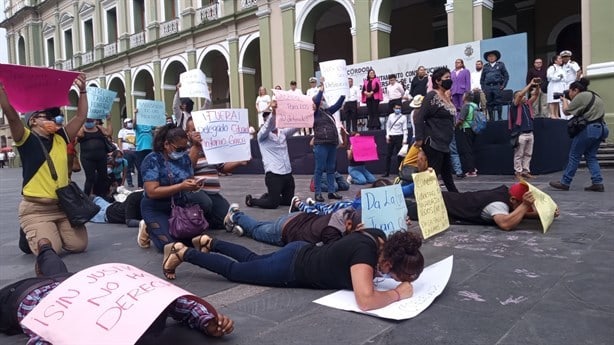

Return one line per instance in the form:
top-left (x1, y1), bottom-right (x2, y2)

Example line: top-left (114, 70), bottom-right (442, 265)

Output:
top-left (0, 44), bottom-right (608, 343)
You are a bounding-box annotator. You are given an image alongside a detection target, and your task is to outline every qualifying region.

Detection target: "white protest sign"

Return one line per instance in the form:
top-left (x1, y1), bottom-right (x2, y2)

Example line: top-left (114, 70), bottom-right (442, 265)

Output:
top-left (21, 263), bottom-right (216, 345)
top-left (191, 109), bottom-right (251, 164)
top-left (319, 59), bottom-right (349, 107)
top-left (272, 89), bottom-right (314, 128)
top-left (135, 99), bottom-right (166, 127)
top-left (86, 87), bottom-right (117, 119)
top-left (314, 256), bottom-right (453, 320)
top-left (361, 184), bottom-right (408, 237)
top-left (179, 69), bottom-right (210, 99)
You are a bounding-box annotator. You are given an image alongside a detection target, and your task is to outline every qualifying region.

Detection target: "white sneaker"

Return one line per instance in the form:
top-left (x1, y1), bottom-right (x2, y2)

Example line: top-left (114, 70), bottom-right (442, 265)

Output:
top-left (224, 203), bottom-right (240, 232)
top-left (137, 220), bottom-right (150, 249)
top-left (289, 196), bottom-right (300, 214)
top-left (305, 197), bottom-right (316, 206)
top-left (346, 175), bottom-right (353, 184)
top-left (232, 225), bottom-right (244, 237)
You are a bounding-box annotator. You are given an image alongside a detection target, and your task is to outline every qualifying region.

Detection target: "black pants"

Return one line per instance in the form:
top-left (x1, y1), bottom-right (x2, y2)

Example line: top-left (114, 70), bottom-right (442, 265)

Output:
top-left (343, 101), bottom-right (358, 133)
top-left (423, 143), bottom-right (459, 193)
top-left (105, 191), bottom-right (143, 225)
top-left (81, 154), bottom-right (109, 196)
top-left (385, 135), bottom-right (404, 174)
top-left (483, 85), bottom-right (503, 120)
top-left (455, 128), bottom-right (476, 173)
top-left (251, 172), bottom-right (295, 209)
top-left (135, 149), bottom-right (152, 188)
top-left (366, 98), bottom-right (381, 130)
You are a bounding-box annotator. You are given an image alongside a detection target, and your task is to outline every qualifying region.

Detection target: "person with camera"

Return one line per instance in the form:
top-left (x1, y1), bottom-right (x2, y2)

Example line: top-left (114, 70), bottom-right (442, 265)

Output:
top-left (550, 79), bottom-right (608, 192)
top-left (509, 78), bottom-right (540, 179)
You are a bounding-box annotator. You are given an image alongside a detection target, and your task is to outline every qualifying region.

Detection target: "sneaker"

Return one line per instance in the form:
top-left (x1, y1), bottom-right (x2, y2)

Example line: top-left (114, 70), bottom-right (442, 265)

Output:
top-left (306, 197), bottom-right (316, 206)
top-left (346, 175), bottom-right (353, 184)
top-left (224, 203), bottom-right (240, 232)
top-left (466, 172), bottom-right (478, 177)
top-left (584, 184), bottom-right (604, 192)
top-left (231, 225), bottom-right (244, 237)
top-left (245, 194), bottom-right (253, 207)
top-left (328, 192), bottom-right (342, 200)
top-left (549, 181), bottom-right (570, 191)
top-left (289, 196), bottom-right (300, 213)
top-left (314, 194), bottom-right (325, 202)
top-left (137, 220), bottom-right (151, 248)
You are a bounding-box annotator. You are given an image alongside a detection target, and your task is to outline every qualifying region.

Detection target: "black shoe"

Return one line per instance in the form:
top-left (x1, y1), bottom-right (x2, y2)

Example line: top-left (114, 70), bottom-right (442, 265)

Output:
top-left (19, 228), bottom-right (32, 254)
top-left (314, 194), bottom-right (325, 202)
top-left (584, 184), bottom-right (604, 192)
top-left (245, 194), bottom-right (253, 207)
top-left (328, 192), bottom-right (342, 200)
top-left (456, 173), bottom-right (466, 178)
top-left (549, 181), bottom-right (570, 191)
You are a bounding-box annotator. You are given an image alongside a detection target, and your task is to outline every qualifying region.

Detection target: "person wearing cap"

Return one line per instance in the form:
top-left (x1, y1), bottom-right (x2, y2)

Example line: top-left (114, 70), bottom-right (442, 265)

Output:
top-left (560, 50), bottom-right (581, 89)
top-left (480, 50), bottom-right (509, 121)
top-left (117, 117), bottom-right (137, 187)
top-left (245, 100), bottom-right (299, 209)
top-left (0, 74), bottom-right (90, 255)
top-left (305, 77), bottom-right (319, 98)
top-left (173, 83), bottom-right (195, 130)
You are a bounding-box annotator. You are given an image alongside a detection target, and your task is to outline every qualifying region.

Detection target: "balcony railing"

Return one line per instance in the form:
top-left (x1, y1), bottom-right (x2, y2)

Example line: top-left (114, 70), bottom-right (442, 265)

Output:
top-left (61, 59), bottom-right (73, 71)
top-left (240, 0), bottom-right (258, 10)
top-left (104, 42), bottom-right (117, 57)
top-left (196, 2), bottom-right (220, 25)
top-left (130, 31), bottom-right (146, 49)
top-left (160, 19), bottom-right (180, 38)
top-left (82, 51), bottom-right (93, 65)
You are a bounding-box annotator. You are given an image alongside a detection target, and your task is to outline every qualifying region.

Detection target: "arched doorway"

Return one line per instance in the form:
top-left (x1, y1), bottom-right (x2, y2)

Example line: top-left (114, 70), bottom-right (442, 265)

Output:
top-left (133, 68), bottom-right (155, 102)
top-left (556, 22), bottom-right (582, 65)
top-left (65, 89), bottom-right (80, 121)
top-left (108, 77), bottom-right (126, 135)
top-left (200, 50), bottom-right (230, 109)
top-left (387, 0), bottom-right (447, 56)
top-left (240, 36), bottom-right (261, 126)
top-left (18, 36), bottom-right (26, 65)
top-left (162, 60), bottom-right (187, 116)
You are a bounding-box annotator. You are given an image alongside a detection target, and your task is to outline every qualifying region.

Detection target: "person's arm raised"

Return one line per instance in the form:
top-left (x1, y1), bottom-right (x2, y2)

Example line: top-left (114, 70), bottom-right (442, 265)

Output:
top-left (0, 82), bottom-right (25, 142)
top-left (65, 74), bottom-right (88, 140)
top-left (350, 263), bottom-right (413, 311)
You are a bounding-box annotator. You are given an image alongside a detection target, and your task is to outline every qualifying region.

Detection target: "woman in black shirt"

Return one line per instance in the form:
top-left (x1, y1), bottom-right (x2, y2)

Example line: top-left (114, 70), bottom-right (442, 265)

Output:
top-left (162, 229), bottom-right (425, 311)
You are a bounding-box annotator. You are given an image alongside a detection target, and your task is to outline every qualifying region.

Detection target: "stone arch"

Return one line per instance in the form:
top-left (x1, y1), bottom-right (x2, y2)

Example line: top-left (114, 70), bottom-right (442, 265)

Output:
top-left (17, 35), bottom-right (26, 65)
top-left (369, 0), bottom-right (389, 23)
top-left (294, 0), bottom-right (356, 44)
top-left (161, 56), bottom-right (188, 85)
top-left (547, 15), bottom-right (581, 46)
top-left (108, 76), bottom-right (126, 122)
top-left (200, 48), bottom-right (230, 108)
top-left (492, 19), bottom-right (516, 37)
top-left (238, 32), bottom-right (259, 69)
top-left (162, 59), bottom-right (187, 115)
top-left (132, 66), bottom-right (155, 100)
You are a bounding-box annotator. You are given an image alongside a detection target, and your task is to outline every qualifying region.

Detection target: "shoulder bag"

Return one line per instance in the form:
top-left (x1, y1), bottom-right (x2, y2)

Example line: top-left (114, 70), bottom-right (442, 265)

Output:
top-left (165, 161), bottom-right (208, 239)
top-left (567, 92), bottom-right (595, 138)
top-left (35, 135), bottom-right (100, 227)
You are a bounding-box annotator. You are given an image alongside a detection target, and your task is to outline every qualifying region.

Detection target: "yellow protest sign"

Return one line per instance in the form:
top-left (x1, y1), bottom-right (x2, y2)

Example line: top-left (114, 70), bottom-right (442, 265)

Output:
top-left (520, 180), bottom-right (558, 233)
top-left (412, 169), bottom-right (450, 239)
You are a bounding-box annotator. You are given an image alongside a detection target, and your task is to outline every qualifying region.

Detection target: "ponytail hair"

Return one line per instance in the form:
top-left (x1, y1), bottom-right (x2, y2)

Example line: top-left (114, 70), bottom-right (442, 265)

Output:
top-left (382, 231), bottom-right (425, 282)
top-left (569, 78), bottom-right (589, 92)
top-left (152, 124), bottom-right (187, 152)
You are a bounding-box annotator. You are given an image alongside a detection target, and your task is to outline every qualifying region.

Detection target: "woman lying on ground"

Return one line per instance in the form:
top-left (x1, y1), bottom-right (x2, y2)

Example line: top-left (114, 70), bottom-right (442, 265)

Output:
top-left (162, 229), bottom-right (424, 311)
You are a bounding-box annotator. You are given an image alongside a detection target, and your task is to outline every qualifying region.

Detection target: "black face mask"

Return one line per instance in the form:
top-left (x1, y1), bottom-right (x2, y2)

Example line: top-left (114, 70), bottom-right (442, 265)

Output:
top-left (441, 79), bottom-right (453, 90)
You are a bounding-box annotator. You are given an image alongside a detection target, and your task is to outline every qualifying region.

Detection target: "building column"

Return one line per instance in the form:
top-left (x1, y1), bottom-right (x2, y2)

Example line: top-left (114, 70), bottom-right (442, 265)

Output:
top-left (295, 42), bottom-right (314, 93)
top-left (584, 0), bottom-right (614, 118)
top-left (26, 22), bottom-right (43, 66)
top-left (256, 5), bottom-right (273, 90)
top-left (72, 2), bottom-right (83, 68)
top-left (6, 32), bottom-right (16, 64)
top-left (446, 0), bottom-right (473, 45)
top-left (280, 1), bottom-right (296, 83)
top-left (354, 0), bottom-right (371, 62)
top-left (473, 0), bottom-right (493, 41)
top-left (153, 59), bottom-right (162, 100)
top-left (227, 35), bottom-right (241, 108)
top-left (239, 68), bottom-right (257, 127)
top-left (117, 0), bottom-right (130, 52)
top-left (146, 1), bottom-right (160, 42)
top-left (187, 49), bottom-right (197, 69)
top-left (94, 3), bottom-right (104, 60)
top-left (124, 68), bottom-right (134, 119)
top-left (180, 2), bottom-right (196, 32)
top-left (370, 22), bottom-right (391, 60)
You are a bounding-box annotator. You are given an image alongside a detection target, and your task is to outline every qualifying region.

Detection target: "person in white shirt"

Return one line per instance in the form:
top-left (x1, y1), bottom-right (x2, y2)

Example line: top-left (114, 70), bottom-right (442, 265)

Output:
top-left (386, 74), bottom-right (405, 115)
top-left (383, 103), bottom-right (408, 177)
top-left (117, 118), bottom-right (137, 187)
top-left (343, 77), bottom-right (361, 132)
top-left (546, 55), bottom-right (566, 118)
top-left (560, 50), bottom-right (581, 88)
top-left (256, 86), bottom-right (271, 127)
top-left (288, 80), bottom-right (303, 95)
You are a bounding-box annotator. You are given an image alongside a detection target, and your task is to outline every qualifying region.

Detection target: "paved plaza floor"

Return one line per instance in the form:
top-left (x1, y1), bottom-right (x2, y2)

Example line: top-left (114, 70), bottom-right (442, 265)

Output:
top-left (0, 167), bottom-right (612, 345)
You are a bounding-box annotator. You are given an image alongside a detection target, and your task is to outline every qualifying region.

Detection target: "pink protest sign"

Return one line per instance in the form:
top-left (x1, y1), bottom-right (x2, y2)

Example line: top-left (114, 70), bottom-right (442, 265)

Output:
top-left (350, 136), bottom-right (378, 162)
top-left (21, 263), bottom-right (215, 345)
top-left (0, 64), bottom-right (80, 113)
top-left (272, 89), bottom-right (314, 128)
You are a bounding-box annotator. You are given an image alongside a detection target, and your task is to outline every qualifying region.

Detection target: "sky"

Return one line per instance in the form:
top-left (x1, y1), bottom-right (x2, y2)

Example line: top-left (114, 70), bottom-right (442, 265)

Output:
top-left (0, 1), bottom-right (7, 63)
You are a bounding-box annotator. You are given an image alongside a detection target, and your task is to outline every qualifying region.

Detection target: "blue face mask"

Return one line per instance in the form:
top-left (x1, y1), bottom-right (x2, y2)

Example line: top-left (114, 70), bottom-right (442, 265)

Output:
top-left (394, 109), bottom-right (401, 115)
top-left (55, 116), bottom-right (65, 125)
top-left (169, 150), bottom-right (187, 160)
top-left (115, 158), bottom-right (123, 164)
top-left (84, 121), bottom-right (96, 129)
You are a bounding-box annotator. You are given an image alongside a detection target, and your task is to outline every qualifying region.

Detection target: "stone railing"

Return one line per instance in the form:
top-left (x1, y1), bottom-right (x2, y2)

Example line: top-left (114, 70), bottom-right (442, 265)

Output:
top-left (104, 42), bottom-right (117, 57)
top-left (196, 2), bottom-right (220, 25)
top-left (130, 31), bottom-right (146, 48)
top-left (240, 0), bottom-right (258, 10)
top-left (82, 51), bottom-right (93, 65)
top-left (160, 18), bottom-right (180, 38)
top-left (61, 58), bottom-right (73, 71)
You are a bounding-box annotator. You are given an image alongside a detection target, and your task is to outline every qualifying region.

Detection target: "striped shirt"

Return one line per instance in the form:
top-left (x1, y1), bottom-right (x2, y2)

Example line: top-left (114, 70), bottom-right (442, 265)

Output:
top-left (194, 157), bottom-right (222, 194)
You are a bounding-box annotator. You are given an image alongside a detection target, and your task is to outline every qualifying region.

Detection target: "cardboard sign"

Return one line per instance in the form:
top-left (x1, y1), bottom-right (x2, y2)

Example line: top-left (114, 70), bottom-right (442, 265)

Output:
top-left (135, 99), bottom-right (166, 127)
top-left (361, 184), bottom-right (408, 236)
top-left (314, 256), bottom-right (453, 320)
top-left (349, 136), bottom-right (378, 162)
top-left (319, 59), bottom-right (349, 107)
top-left (87, 87), bottom-right (117, 119)
top-left (21, 263), bottom-right (215, 345)
top-left (179, 69), bottom-right (210, 99)
top-left (412, 169), bottom-right (450, 239)
top-left (520, 180), bottom-right (558, 233)
top-left (0, 64), bottom-right (80, 113)
top-left (191, 109), bottom-right (251, 164)
top-left (272, 89), bottom-right (314, 128)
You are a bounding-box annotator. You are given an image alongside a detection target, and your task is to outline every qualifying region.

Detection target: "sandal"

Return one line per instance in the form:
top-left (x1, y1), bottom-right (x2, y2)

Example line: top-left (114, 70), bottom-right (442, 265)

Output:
top-left (192, 234), bottom-right (213, 253)
top-left (162, 242), bottom-right (185, 280)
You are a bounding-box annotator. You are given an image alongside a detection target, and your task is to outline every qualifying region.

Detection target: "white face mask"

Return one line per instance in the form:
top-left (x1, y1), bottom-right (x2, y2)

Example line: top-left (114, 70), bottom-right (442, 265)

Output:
top-left (126, 122), bottom-right (133, 129)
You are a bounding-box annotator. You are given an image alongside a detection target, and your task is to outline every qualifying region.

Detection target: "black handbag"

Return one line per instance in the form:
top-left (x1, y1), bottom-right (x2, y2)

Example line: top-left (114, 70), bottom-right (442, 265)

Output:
top-left (567, 93), bottom-right (595, 138)
top-left (35, 135), bottom-right (100, 227)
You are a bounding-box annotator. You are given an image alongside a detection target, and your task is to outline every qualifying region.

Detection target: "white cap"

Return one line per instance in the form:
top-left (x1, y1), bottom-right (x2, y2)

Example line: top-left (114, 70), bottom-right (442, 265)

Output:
top-left (123, 118), bottom-right (133, 123)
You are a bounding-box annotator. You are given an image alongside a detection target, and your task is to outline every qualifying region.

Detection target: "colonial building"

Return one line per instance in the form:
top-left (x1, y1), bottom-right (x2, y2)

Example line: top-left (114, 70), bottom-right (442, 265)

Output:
top-left (1, 0), bottom-right (612, 132)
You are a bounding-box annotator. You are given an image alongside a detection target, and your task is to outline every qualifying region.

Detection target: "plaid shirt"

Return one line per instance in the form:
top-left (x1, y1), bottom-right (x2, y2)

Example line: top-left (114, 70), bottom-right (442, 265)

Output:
top-left (16, 282), bottom-right (216, 344)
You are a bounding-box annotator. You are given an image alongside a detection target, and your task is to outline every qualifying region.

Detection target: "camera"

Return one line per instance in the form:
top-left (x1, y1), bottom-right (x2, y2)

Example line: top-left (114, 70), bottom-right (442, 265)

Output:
top-left (533, 77), bottom-right (542, 85)
top-left (553, 90), bottom-right (570, 100)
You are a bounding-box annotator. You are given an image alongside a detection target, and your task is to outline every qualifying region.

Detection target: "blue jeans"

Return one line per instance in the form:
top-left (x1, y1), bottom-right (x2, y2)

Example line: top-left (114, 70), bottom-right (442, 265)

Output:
top-left (234, 212), bottom-right (296, 246)
top-left (140, 196), bottom-right (192, 252)
top-left (348, 165), bottom-right (376, 185)
top-left (184, 191), bottom-right (230, 229)
top-left (313, 144), bottom-right (337, 194)
top-left (561, 123), bottom-right (605, 186)
top-left (183, 240), bottom-right (308, 287)
top-left (449, 133), bottom-right (463, 175)
top-left (122, 150), bottom-right (136, 185)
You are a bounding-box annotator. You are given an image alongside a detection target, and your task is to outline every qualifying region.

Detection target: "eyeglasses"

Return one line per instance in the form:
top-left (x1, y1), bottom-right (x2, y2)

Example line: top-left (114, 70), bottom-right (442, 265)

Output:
top-left (170, 143), bottom-right (188, 152)
top-left (33, 114), bottom-right (54, 121)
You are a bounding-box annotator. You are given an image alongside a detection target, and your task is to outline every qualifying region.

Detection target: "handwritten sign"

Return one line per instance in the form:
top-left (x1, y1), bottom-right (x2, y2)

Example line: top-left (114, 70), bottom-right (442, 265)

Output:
top-left (136, 99), bottom-right (166, 127)
top-left (314, 256), bottom-right (453, 320)
top-left (179, 69), bottom-right (210, 99)
top-left (349, 136), bottom-right (378, 162)
top-left (272, 89), bottom-right (314, 128)
top-left (361, 184), bottom-right (408, 236)
top-left (520, 180), bottom-right (558, 233)
top-left (21, 263), bottom-right (215, 345)
top-left (191, 109), bottom-right (251, 164)
top-left (86, 87), bottom-right (117, 119)
top-left (319, 59), bottom-right (349, 109)
top-left (0, 64), bottom-right (80, 113)
top-left (412, 170), bottom-right (450, 239)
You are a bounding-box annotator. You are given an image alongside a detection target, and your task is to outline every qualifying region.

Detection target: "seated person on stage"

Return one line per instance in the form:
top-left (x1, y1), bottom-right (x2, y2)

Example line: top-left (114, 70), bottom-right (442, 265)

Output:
top-left (0, 238), bottom-right (234, 342)
top-left (407, 183), bottom-right (559, 231)
top-left (90, 190), bottom-right (144, 227)
top-left (222, 203), bottom-right (361, 246)
top-left (162, 229), bottom-right (424, 313)
top-left (310, 172), bottom-right (350, 193)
